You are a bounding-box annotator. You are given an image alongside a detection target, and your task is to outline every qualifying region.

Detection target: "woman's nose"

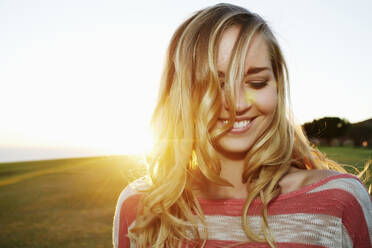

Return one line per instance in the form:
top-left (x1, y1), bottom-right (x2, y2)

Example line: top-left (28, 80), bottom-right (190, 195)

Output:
top-left (223, 88), bottom-right (252, 113)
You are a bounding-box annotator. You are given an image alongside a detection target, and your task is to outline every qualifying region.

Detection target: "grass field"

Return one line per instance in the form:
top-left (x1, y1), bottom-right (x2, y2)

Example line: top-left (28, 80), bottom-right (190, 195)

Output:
top-left (0, 155), bottom-right (146, 248)
top-left (0, 146), bottom-right (371, 248)
top-left (319, 146), bottom-right (372, 186)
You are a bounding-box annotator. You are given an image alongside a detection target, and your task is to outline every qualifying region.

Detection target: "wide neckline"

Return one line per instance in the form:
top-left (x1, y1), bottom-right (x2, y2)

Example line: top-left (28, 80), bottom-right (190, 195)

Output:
top-left (197, 173), bottom-right (356, 205)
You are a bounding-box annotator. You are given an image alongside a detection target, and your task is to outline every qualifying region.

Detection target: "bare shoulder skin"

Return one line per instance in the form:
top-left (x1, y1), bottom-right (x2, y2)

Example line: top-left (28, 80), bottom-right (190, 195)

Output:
top-left (278, 167), bottom-right (341, 194)
top-left (192, 167), bottom-right (342, 199)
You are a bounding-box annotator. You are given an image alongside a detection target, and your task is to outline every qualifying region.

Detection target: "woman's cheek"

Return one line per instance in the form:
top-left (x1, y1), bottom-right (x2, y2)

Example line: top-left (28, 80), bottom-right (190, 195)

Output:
top-left (257, 88), bottom-right (277, 112)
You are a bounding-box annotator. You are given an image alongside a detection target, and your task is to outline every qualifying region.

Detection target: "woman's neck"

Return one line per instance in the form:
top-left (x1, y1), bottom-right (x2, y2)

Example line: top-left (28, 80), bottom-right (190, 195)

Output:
top-left (195, 157), bottom-right (249, 200)
top-left (192, 155), bottom-right (313, 200)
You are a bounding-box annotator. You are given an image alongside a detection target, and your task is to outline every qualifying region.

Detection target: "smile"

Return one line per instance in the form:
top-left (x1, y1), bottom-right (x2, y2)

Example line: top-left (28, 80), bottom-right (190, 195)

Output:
top-left (223, 119), bottom-right (251, 129)
top-left (222, 117), bottom-right (256, 134)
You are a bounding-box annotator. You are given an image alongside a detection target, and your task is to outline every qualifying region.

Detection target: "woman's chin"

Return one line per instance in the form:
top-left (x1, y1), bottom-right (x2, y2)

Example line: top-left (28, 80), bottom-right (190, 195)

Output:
top-left (214, 142), bottom-right (252, 160)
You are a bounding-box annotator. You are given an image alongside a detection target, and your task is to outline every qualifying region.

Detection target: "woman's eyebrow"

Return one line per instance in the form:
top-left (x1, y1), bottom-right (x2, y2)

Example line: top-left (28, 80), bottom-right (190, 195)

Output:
top-left (217, 67), bottom-right (270, 77)
top-left (244, 67), bottom-right (270, 75)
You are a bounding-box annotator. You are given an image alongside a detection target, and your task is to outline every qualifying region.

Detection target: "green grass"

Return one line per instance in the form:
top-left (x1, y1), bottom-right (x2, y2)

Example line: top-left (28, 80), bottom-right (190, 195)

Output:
top-left (318, 146), bottom-right (372, 167)
top-left (0, 155), bottom-right (145, 248)
top-left (0, 147), bottom-right (370, 247)
top-left (318, 146), bottom-right (372, 187)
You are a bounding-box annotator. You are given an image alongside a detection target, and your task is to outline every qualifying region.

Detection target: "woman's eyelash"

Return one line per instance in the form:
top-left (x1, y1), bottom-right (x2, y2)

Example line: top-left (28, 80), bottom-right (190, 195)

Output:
top-left (219, 80), bottom-right (268, 89)
top-left (248, 80), bottom-right (268, 89)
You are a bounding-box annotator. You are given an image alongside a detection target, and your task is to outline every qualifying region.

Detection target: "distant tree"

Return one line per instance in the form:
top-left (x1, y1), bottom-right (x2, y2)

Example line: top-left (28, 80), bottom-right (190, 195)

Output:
top-left (303, 117), bottom-right (351, 145)
top-left (347, 124), bottom-right (372, 147)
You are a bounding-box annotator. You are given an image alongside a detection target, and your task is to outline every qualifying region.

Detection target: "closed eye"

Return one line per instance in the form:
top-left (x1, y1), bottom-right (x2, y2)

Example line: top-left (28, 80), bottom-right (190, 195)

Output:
top-left (220, 80), bottom-right (268, 89)
top-left (248, 80), bottom-right (268, 89)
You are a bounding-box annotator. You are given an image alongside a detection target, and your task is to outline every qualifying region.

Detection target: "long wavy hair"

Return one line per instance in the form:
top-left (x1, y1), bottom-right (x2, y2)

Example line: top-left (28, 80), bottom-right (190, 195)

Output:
top-left (128, 3), bottom-right (368, 247)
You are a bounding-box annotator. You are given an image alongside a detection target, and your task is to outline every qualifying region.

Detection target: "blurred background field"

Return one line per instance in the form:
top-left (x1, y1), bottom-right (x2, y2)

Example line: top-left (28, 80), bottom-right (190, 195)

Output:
top-left (0, 146), bottom-right (370, 248)
top-left (0, 155), bottom-right (145, 248)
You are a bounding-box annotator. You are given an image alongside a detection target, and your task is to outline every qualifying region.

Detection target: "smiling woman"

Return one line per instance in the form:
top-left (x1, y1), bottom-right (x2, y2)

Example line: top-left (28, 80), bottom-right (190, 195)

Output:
top-left (113, 3), bottom-right (372, 248)
top-left (214, 28), bottom-right (278, 157)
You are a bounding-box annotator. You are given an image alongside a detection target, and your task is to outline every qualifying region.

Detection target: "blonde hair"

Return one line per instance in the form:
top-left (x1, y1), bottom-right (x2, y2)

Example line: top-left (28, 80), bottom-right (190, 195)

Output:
top-left (128, 3), bottom-right (368, 247)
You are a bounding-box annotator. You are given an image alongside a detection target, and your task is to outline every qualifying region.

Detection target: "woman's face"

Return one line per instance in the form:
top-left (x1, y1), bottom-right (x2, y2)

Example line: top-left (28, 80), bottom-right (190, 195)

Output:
top-left (214, 26), bottom-right (278, 157)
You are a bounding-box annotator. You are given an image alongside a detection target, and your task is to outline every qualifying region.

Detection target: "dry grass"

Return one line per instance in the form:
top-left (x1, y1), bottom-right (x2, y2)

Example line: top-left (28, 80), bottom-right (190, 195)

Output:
top-left (0, 155), bottom-right (145, 248)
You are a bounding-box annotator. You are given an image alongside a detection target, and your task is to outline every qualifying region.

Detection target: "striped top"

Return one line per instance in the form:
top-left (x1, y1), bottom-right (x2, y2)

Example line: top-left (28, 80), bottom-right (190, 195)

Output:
top-left (113, 173), bottom-right (372, 248)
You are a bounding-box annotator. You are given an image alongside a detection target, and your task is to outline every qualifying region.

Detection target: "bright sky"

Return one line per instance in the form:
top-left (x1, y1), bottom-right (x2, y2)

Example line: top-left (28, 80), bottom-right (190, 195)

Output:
top-left (1, 0), bottom-right (371, 162)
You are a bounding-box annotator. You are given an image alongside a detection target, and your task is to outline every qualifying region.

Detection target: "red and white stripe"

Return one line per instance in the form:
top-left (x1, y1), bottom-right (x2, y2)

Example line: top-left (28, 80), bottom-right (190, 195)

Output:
top-left (113, 174), bottom-right (372, 248)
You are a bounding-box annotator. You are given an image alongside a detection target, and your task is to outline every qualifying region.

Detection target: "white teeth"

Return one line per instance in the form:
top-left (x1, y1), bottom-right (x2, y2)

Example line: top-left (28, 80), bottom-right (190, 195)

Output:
top-left (223, 120), bottom-right (251, 129)
top-left (233, 120), bottom-right (250, 129)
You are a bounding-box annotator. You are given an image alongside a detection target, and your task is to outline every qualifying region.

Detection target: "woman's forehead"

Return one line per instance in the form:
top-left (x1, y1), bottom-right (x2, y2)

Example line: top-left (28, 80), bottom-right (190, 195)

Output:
top-left (216, 27), bottom-right (271, 74)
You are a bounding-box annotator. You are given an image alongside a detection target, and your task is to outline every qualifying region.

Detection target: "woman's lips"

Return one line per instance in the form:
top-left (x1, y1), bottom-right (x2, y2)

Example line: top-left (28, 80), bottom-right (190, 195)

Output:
top-left (220, 117), bottom-right (257, 134)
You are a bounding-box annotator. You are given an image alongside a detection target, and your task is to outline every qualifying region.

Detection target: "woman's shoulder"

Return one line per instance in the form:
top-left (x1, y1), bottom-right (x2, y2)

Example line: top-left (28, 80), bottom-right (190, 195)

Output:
top-left (113, 177), bottom-right (150, 247)
top-left (278, 167), bottom-right (340, 194)
top-left (115, 176), bottom-right (150, 210)
top-left (113, 177), bottom-right (150, 224)
top-left (112, 177), bottom-right (150, 247)
top-left (280, 168), bottom-right (371, 204)
top-left (301, 170), bottom-right (372, 246)
top-left (279, 167), bottom-right (370, 199)
top-left (303, 170), bottom-right (371, 203)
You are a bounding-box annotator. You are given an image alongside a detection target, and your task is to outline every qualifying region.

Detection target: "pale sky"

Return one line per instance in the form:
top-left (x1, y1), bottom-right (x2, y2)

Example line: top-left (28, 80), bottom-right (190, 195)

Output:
top-left (1, 0), bottom-right (371, 162)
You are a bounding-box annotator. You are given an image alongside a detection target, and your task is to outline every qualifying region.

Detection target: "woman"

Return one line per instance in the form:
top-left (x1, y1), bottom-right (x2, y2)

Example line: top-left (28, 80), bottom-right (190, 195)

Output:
top-left (113, 3), bottom-right (372, 248)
